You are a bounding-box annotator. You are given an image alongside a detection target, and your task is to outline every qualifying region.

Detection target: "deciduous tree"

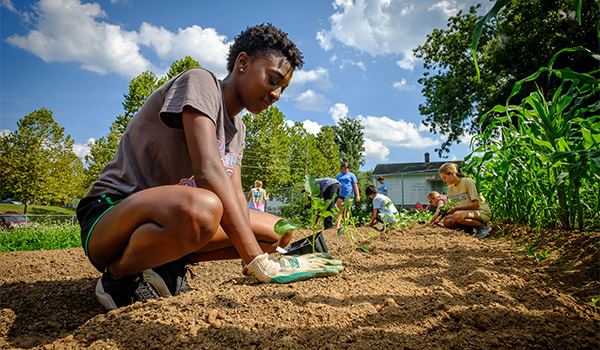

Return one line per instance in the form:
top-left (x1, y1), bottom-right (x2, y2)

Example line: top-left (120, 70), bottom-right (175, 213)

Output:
top-left (415, 0), bottom-right (599, 156)
top-left (0, 108), bottom-right (84, 213)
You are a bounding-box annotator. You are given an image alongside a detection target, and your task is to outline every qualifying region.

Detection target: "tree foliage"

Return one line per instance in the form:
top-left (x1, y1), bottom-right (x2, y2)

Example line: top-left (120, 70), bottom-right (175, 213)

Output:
top-left (332, 116), bottom-right (365, 171)
top-left (0, 108), bottom-right (84, 213)
top-left (415, 0), bottom-right (599, 156)
top-left (242, 107), bottom-right (340, 196)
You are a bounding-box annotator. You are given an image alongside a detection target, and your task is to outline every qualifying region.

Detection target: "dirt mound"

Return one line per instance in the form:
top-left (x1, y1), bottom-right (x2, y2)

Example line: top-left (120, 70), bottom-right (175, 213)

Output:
top-left (1, 225), bottom-right (598, 349)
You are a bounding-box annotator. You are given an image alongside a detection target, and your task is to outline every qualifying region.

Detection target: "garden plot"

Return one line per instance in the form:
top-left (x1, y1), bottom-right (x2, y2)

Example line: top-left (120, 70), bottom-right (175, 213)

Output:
top-left (0, 225), bottom-right (598, 349)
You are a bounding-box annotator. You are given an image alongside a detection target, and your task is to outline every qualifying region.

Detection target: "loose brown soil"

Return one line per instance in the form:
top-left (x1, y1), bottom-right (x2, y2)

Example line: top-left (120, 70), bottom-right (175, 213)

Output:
top-left (1, 225), bottom-right (598, 349)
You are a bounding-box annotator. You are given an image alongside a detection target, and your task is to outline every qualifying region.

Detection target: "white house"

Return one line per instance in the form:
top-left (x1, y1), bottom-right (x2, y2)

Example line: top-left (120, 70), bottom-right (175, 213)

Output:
top-left (371, 153), bottom-right (461, 209)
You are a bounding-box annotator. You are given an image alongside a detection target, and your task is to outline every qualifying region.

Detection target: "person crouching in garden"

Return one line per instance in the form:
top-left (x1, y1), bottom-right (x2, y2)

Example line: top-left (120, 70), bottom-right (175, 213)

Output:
top-left (76, 23), bottom-right (343, 311)
top-left (438, 163), bottom-right (492, 238)
top-left (426, 191), bottom-right (447, 226)
top-left (365, 185), bottom-right (398, 231)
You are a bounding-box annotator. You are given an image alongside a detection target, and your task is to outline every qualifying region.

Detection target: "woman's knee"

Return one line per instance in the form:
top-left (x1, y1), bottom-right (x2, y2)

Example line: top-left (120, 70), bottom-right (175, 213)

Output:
top-left (168, 190), bottom-right (223, 247)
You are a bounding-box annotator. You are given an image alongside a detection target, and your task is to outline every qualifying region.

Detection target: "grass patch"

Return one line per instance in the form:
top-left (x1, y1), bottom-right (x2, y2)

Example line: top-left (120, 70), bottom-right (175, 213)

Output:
top-left (0, 203), bottom-right (77, 215)
top-left (0, 223), bottom-right (81, 252)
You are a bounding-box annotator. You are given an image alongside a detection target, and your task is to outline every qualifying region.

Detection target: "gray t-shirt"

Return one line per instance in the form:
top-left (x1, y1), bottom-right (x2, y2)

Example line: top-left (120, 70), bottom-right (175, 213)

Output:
top-left (87, 68), bottom-right (245, 197)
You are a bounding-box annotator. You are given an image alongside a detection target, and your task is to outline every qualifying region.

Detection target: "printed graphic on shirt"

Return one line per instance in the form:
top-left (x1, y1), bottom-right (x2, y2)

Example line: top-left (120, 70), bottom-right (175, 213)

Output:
top-left (217, 137), bottom-right (238, 175)
top-left (177, 138), bottom-right (239, 186)
top-left (451, 192), bottom-right (469, 203)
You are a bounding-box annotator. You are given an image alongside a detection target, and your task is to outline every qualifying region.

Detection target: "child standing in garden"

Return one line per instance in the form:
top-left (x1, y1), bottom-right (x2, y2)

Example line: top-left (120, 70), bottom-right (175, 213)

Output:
top-left (438, 163), bottom-right (492, 238)
top-left (335, 162), bottom-right (360, 229)
top-left (377, 176), bottom-right (388, 195)
top-left (76, 24), bottom-right (343, 311)
top-left (426, 191), bottom-right (447, 226)
top-left (247, 180), bottom-right (268, 212)
top-left (365, 185), bottom-right (398, 230)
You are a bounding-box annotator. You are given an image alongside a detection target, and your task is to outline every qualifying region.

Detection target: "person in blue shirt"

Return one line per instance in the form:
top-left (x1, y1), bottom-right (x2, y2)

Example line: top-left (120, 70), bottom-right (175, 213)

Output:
top-left (377, 176), bottom-right (388, 195)
top-left (335, 162), bottom-right (360, 229)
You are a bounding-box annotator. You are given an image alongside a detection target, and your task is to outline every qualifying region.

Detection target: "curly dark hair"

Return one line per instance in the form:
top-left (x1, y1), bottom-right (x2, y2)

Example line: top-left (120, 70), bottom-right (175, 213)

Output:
top-left (227, 23), bottom-right (304, 73)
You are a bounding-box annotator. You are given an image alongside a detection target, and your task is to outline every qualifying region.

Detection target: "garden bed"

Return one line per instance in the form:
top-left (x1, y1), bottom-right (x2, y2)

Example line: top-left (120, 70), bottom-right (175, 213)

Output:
top-left (1, 225), bottom-right (598, 349)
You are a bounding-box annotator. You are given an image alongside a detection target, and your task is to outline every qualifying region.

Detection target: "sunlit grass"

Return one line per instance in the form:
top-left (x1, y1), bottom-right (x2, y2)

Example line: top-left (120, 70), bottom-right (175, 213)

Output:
top-left (0, 223), bottom-right (81, 253)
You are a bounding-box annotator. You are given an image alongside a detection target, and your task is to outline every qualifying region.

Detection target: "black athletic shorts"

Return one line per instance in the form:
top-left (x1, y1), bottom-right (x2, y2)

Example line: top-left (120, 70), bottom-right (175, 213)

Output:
top-left (76, 194), bottom-right (126, 272)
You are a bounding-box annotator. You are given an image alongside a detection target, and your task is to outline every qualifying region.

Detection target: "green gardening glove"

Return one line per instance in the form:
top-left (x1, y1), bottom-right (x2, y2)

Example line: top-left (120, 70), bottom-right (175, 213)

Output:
top-left (243, 252), bottom-right (343, 284)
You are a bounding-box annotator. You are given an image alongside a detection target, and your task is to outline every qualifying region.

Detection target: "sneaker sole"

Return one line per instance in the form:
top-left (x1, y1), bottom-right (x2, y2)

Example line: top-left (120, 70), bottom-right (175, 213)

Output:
top-left (95, 277), bottom-right (118, 311)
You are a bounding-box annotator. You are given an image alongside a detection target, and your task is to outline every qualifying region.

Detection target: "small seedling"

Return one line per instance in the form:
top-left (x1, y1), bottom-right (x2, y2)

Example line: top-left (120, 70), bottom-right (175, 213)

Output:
top-left (274, 175), bottom-right (335, 253)
top-left (337, 195), bottom-right (366, 248)
top-left (589, 298), bottom-right (599, 315)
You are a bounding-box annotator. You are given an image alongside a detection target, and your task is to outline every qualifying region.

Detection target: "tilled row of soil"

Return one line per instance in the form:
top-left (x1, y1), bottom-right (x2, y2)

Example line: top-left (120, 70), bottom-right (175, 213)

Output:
top-left (1, 225), bottom-right (598, 349)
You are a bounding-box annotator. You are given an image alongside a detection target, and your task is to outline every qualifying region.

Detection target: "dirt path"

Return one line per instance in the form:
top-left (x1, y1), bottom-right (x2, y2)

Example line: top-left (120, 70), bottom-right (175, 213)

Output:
top-left (1, 225), bottom-right (598, 349)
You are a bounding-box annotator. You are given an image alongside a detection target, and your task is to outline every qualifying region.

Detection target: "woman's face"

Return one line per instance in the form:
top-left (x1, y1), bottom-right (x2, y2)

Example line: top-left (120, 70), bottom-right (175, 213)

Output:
top-left (440, 172), bottom-right (456, 185)
top-left (238, 53), bottom-right (293, 114)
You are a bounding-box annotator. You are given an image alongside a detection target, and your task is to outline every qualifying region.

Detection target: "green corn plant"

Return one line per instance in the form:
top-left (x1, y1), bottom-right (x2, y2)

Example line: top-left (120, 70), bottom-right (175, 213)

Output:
top-left (465, 47), bottom-right (600, 231)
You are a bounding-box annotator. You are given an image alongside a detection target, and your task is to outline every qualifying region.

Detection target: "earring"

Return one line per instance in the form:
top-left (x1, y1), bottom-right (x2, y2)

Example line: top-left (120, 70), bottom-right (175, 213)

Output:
top-left (240, 68), bottom-right (244, 72)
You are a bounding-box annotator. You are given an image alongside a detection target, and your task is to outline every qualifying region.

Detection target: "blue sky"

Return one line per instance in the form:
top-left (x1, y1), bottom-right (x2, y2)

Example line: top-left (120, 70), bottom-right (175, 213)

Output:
top-left (1, 0), bottom-right (488, 171)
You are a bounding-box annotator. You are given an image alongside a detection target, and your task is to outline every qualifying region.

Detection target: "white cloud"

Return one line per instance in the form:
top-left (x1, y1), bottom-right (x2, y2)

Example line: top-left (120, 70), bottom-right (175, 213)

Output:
top-left (340, 59), bottom-right (366, 71)
top-left (72, 138), bottom-right (95, 159)
top-left (283, 119), bottom-right (322, 135)
top-left (364, 138), bottom-right (390, 162)
top-left (294, 90), bottom-right (330, 112)
top-left (428, 0), bottom-right (461, 18)
top-left (317, 0), bottom-right (481, 60)
top-left (302, 120), bottom-right (322, 135)
top-left (292, 67), bottom-right (331, 89)
top-left (357, 114), bottom-right (439, 149)
top-left (392, 78), bottom-right (413, 91)
top-left (0, 129), bottom-right (11, 137)
top-left (329, 103), bottom-right (349, 123)
top-left (2, 0), bottom-right (17, 13)
top-left (396, 51), bottom-right (416, 71)
top-left (5, 0), bottom-right (230, 78)
top-left (137, 23), bottom-right (230, 78)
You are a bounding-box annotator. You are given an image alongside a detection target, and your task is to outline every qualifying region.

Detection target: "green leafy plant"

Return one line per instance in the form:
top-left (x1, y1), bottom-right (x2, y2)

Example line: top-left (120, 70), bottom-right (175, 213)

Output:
top-left (337, 195), bottom-right (366, 248)
top-left (521, 241), bottom-right (553, 262)
top-left (589, 297), bottom-right (599, 315)
top-left (274, 175), bottom-right (335, 253)
top-left (465, 47), bottom-right (600, 231)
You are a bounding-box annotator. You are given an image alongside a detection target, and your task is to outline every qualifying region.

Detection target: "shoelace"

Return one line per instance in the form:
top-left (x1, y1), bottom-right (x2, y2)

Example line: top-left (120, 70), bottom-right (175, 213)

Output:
top-left (135, 281), bottom-right (159, 301)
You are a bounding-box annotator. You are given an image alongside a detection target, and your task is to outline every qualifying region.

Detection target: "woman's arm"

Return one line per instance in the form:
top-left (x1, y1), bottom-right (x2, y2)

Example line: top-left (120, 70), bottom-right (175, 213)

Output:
top-left (366, 209), bottom-right (378, 226)
top-left (182, 107), bottom-right (262, 264)
top-left (352, 182), bottom-right (360, 202)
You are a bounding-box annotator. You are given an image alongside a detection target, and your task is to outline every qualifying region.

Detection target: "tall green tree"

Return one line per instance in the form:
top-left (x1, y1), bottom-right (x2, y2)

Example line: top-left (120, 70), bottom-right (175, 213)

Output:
top-left (332, 116), bottom-right (365, 171)
top-left (0, 108), bottom-right (84, 213)
top-left (310, 126), bottom-right (340, 178)
top-left (415, 0), bottom-right (599, 156)
top-left (242, 107), bottom-right (294, 192)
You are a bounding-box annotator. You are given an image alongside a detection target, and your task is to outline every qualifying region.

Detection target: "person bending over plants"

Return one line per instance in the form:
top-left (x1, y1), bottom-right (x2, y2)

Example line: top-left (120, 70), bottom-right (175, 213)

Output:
top-left (438, 163), bottom-right (492, 238)
top-left (76, 24), bottom-right (343, 311)
top-left (365, 185), bottom-right (398, 231)
top-left (426, 191), bottom-right (447, 226)
top-left (303, 177), bottom-right (342, 230)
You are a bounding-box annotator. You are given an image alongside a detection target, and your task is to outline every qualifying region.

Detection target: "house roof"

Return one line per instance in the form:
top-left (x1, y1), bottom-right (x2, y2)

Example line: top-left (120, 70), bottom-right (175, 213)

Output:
top-left (372, 160), bottom-right (462, 176)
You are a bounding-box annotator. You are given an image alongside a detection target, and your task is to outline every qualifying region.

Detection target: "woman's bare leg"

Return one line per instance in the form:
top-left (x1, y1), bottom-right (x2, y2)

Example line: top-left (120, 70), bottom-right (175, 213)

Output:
top-left (443, 210), bottom-right (484, 229)
top-left (88, 186), bottom-right (223, 278)
top-left (188, 210), bottom-right (293, 262)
